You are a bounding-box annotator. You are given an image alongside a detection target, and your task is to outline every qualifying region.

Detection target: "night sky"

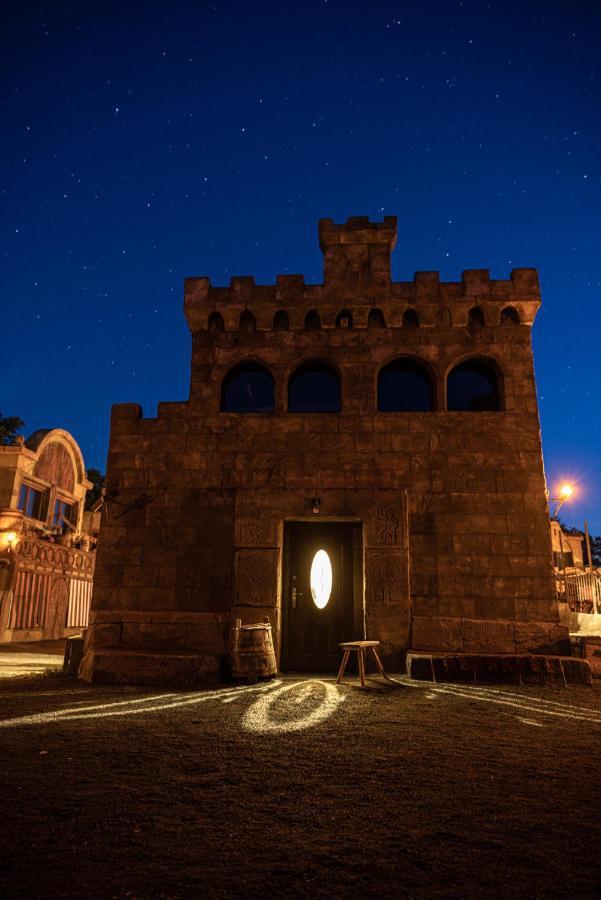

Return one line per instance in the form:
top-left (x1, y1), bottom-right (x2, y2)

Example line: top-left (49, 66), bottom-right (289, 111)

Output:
top-left (2, 1), bottom-right (600, 531)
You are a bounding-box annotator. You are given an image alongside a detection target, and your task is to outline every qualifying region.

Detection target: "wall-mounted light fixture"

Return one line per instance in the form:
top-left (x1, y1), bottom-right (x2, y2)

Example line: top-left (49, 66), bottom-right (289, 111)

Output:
top-left (0, 531), bottom-right (18, 558)
top-left (312, 497), bottom-right (321, 515)
top-left (550, 483), bottom-right (574, 519)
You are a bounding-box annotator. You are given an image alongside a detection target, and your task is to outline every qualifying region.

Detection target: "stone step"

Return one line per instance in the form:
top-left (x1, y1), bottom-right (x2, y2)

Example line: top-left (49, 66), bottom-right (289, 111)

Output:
top-left (407, 652), bottom-right (592, 686)
top-left (79, 648), bottom-right (223, 686)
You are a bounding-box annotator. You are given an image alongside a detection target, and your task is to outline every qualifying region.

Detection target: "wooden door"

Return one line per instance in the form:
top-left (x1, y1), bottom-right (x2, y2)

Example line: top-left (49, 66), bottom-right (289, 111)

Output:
top-left (46, 578), bottom-right (69, 639)
top-left (282, 522), bottom-right (359, 672)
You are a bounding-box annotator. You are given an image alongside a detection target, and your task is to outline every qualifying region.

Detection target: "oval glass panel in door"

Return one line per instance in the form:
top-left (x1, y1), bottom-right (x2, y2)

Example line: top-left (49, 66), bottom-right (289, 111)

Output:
top-left (310, 549), bottom-right (333, 609)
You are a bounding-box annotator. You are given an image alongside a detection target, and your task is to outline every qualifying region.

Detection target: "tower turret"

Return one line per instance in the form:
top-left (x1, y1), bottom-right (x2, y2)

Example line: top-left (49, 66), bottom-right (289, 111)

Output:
top-left (318, 215), bottom-right (397, 294)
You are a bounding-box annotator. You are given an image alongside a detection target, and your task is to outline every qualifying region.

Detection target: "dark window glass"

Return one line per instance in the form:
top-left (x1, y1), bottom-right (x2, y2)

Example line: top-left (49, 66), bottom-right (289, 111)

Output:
top-left (53, 499), bottom-right (75, 528)
top-left (18, 484), bottom-right (44, 520)
top-left (208, 312), bottom-right (225, 332)
top-left (500, 306), bottom-right (520, 325)
top-left (335, 309), bottom-right (353, 329)
top-left (468, 306), bottom-right (485, 327)
top-left (221, 362), bottom-right (275, 412)
top-left (554, 551), bottom-right (574, 569)
top-left (447, 360), bottom-right (501, 411)
top-left (368, 309), bottom-right (386, 329)
top-left (288, 362), bottom-right (341, 413)
top-left (304, 310), bottom-right (321, 331)
top-left (378, 359), bottom-right (434, 412)
top-left (273, 310), bottom-right (290, 331)
top-left (402, 309), bottom-right (419, 329)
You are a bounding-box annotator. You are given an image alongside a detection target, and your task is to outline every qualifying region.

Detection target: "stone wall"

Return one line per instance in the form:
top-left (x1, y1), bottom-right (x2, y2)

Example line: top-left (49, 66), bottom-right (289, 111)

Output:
top-left (81, 216), bottom-right (565, 685)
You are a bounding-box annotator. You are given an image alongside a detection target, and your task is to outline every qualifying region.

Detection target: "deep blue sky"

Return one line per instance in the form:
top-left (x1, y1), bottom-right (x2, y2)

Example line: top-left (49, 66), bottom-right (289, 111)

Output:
top-left (2, 1), bottom-right (600, 531)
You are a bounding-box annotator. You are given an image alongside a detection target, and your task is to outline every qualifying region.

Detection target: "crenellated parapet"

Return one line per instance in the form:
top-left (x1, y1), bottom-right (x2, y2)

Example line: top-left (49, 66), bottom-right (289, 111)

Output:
top-left (184, 235), bottom-right (541, 333)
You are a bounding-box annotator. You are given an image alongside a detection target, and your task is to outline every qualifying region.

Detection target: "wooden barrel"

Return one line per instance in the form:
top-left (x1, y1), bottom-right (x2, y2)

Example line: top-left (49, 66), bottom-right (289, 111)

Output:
top-left (231, 619), bottom-right (277, 681)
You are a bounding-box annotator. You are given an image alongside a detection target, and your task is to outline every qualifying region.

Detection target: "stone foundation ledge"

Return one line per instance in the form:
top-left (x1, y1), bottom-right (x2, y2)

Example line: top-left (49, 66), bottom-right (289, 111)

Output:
top-left (78, 649), bottom-right (223, 686)
top-left (89, 609), bottom-right (229, 626)
top-left (411, 617), bottom-right (570, 655)
top-left (407, 652), bottom-right (592, 686)
top-left (84, 617), bottom-right (229, 655)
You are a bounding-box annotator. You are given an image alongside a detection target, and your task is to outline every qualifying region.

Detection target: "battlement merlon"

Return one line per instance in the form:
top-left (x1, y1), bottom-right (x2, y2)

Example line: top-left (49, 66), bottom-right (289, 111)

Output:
top-left (317, 216), bottom-right (398, 250)
top-left (317, 216), bottom-right (398, 289)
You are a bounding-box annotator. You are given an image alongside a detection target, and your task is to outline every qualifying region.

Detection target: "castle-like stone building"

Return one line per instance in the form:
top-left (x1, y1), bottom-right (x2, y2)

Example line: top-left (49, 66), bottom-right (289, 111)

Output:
top-left (81, 216), bottom-right (567, 684)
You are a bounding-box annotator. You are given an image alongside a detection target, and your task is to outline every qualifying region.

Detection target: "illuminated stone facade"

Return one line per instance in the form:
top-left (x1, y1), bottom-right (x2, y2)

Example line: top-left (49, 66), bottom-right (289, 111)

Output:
top-left (550, 520), bottom-right (586, 572)
top-left (81, 216), bottom-right (566, 685)
top-left (0, 429), bottom-right (95, 641)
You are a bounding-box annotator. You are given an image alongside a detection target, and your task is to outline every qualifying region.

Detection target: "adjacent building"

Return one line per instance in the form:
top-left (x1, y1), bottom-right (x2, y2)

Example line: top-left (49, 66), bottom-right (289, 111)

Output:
top-left (0, 428), bottom-right (96, 641)
top-left (550, 520), bottom-right (587, 573)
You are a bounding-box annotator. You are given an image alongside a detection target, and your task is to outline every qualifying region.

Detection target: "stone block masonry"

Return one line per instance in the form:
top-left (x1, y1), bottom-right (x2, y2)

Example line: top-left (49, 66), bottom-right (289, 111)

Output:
top-left (80, 216), bottom-right (565, 685)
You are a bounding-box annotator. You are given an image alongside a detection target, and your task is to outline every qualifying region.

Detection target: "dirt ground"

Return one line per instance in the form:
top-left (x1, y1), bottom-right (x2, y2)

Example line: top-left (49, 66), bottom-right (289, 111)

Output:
top-left (0, 640), bottom-right (65, 678)
top-left (0, 668), bottom-right (600, 899)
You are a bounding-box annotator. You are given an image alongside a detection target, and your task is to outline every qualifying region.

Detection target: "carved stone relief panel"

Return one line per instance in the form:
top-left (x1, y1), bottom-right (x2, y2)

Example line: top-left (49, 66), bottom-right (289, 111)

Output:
top-left (235, 488), bottom-right (408, 553)
top-left (366, 493), bottom-right (408, 548)
top-left (234, 549), bottom-right (279, 607)
top-left (235, 491), bottom-right (282, 547)
top-left (365, 548), bottom-right (410, 654)
top-left (365, 548), bottom-right (409, 609)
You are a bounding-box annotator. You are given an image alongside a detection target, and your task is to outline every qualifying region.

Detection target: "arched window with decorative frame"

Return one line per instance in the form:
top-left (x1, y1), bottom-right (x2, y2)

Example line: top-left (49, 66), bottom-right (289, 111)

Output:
top-left (500, 306), bottom-right (520, 325)
top-left (446, 357), bottom-right (502, 411)
top-left (335, 309), bottom-right (353, 329)
top-left (304, 309), bottom-right (322, 331)
top-left (402, 308), bottom-right (420, 329)
top-left (377, 358), bottom-right (435, 412)
top-left (367, 308), bottom-right (386, 329)
top-left (288, 360), bottom-right (341, 413)
top-left (467, 306), bottom-right (485, 328)
top-left (208, 311), bottom-right (225, 332)
top-left (220, 361), bottom-right (275, 413)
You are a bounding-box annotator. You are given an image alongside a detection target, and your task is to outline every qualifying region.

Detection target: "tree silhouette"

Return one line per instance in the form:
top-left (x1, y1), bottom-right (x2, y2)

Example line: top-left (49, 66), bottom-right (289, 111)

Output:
top-left (0, 413), bottom-right (24, 445)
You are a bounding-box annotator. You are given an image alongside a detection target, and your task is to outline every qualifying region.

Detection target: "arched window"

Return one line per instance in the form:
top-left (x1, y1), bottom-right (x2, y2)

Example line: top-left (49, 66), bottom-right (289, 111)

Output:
top-left (447, 359), bottom-right (501, 411)
top-left (468, 306), bottom-right (485, 328)
top-left (220, 362), bottom-right (275, 413)
top-left (208, 312), bottom-right (225, 332)
top-left (368, 308), bottom-right (386, 329)
top-left (239, 311), bottom-right (256, 333)
top-left (305, 310), bottom-right (321, 331)
top-left (500, 306), bottom-right (520, 325)
top-left (402, 308), bottom-right (420, 329)
top-left (378, 359), bottom-right (434, 412)
top-left (273, 310), bottom-right (290, 331)
top-left (335, 309), bottom-right (353, 329)
top-left (288, 361), bottom-right (341, 413)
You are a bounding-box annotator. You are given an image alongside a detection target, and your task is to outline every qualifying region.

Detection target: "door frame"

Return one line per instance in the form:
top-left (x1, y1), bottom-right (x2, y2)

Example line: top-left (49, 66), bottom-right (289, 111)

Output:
top-left (280, 518), bottom-right (364, 672)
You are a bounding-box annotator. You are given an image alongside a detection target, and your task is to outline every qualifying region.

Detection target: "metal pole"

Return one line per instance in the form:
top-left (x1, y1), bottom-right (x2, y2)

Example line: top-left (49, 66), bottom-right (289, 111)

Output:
top-left (584, 520), bottom-right (593, 572)
top-left (558, 526), bottom-right (567, 604)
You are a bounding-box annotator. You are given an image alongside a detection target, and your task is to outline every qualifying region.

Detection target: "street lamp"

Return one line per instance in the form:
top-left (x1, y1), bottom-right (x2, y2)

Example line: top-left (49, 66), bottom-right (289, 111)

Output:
top-left (550, 483), bottom-right (574, 519)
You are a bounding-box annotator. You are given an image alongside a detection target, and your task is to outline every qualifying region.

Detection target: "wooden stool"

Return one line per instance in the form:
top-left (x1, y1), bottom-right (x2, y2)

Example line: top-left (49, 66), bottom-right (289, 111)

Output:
top-left (337, 640), bottom-right (392, 687)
